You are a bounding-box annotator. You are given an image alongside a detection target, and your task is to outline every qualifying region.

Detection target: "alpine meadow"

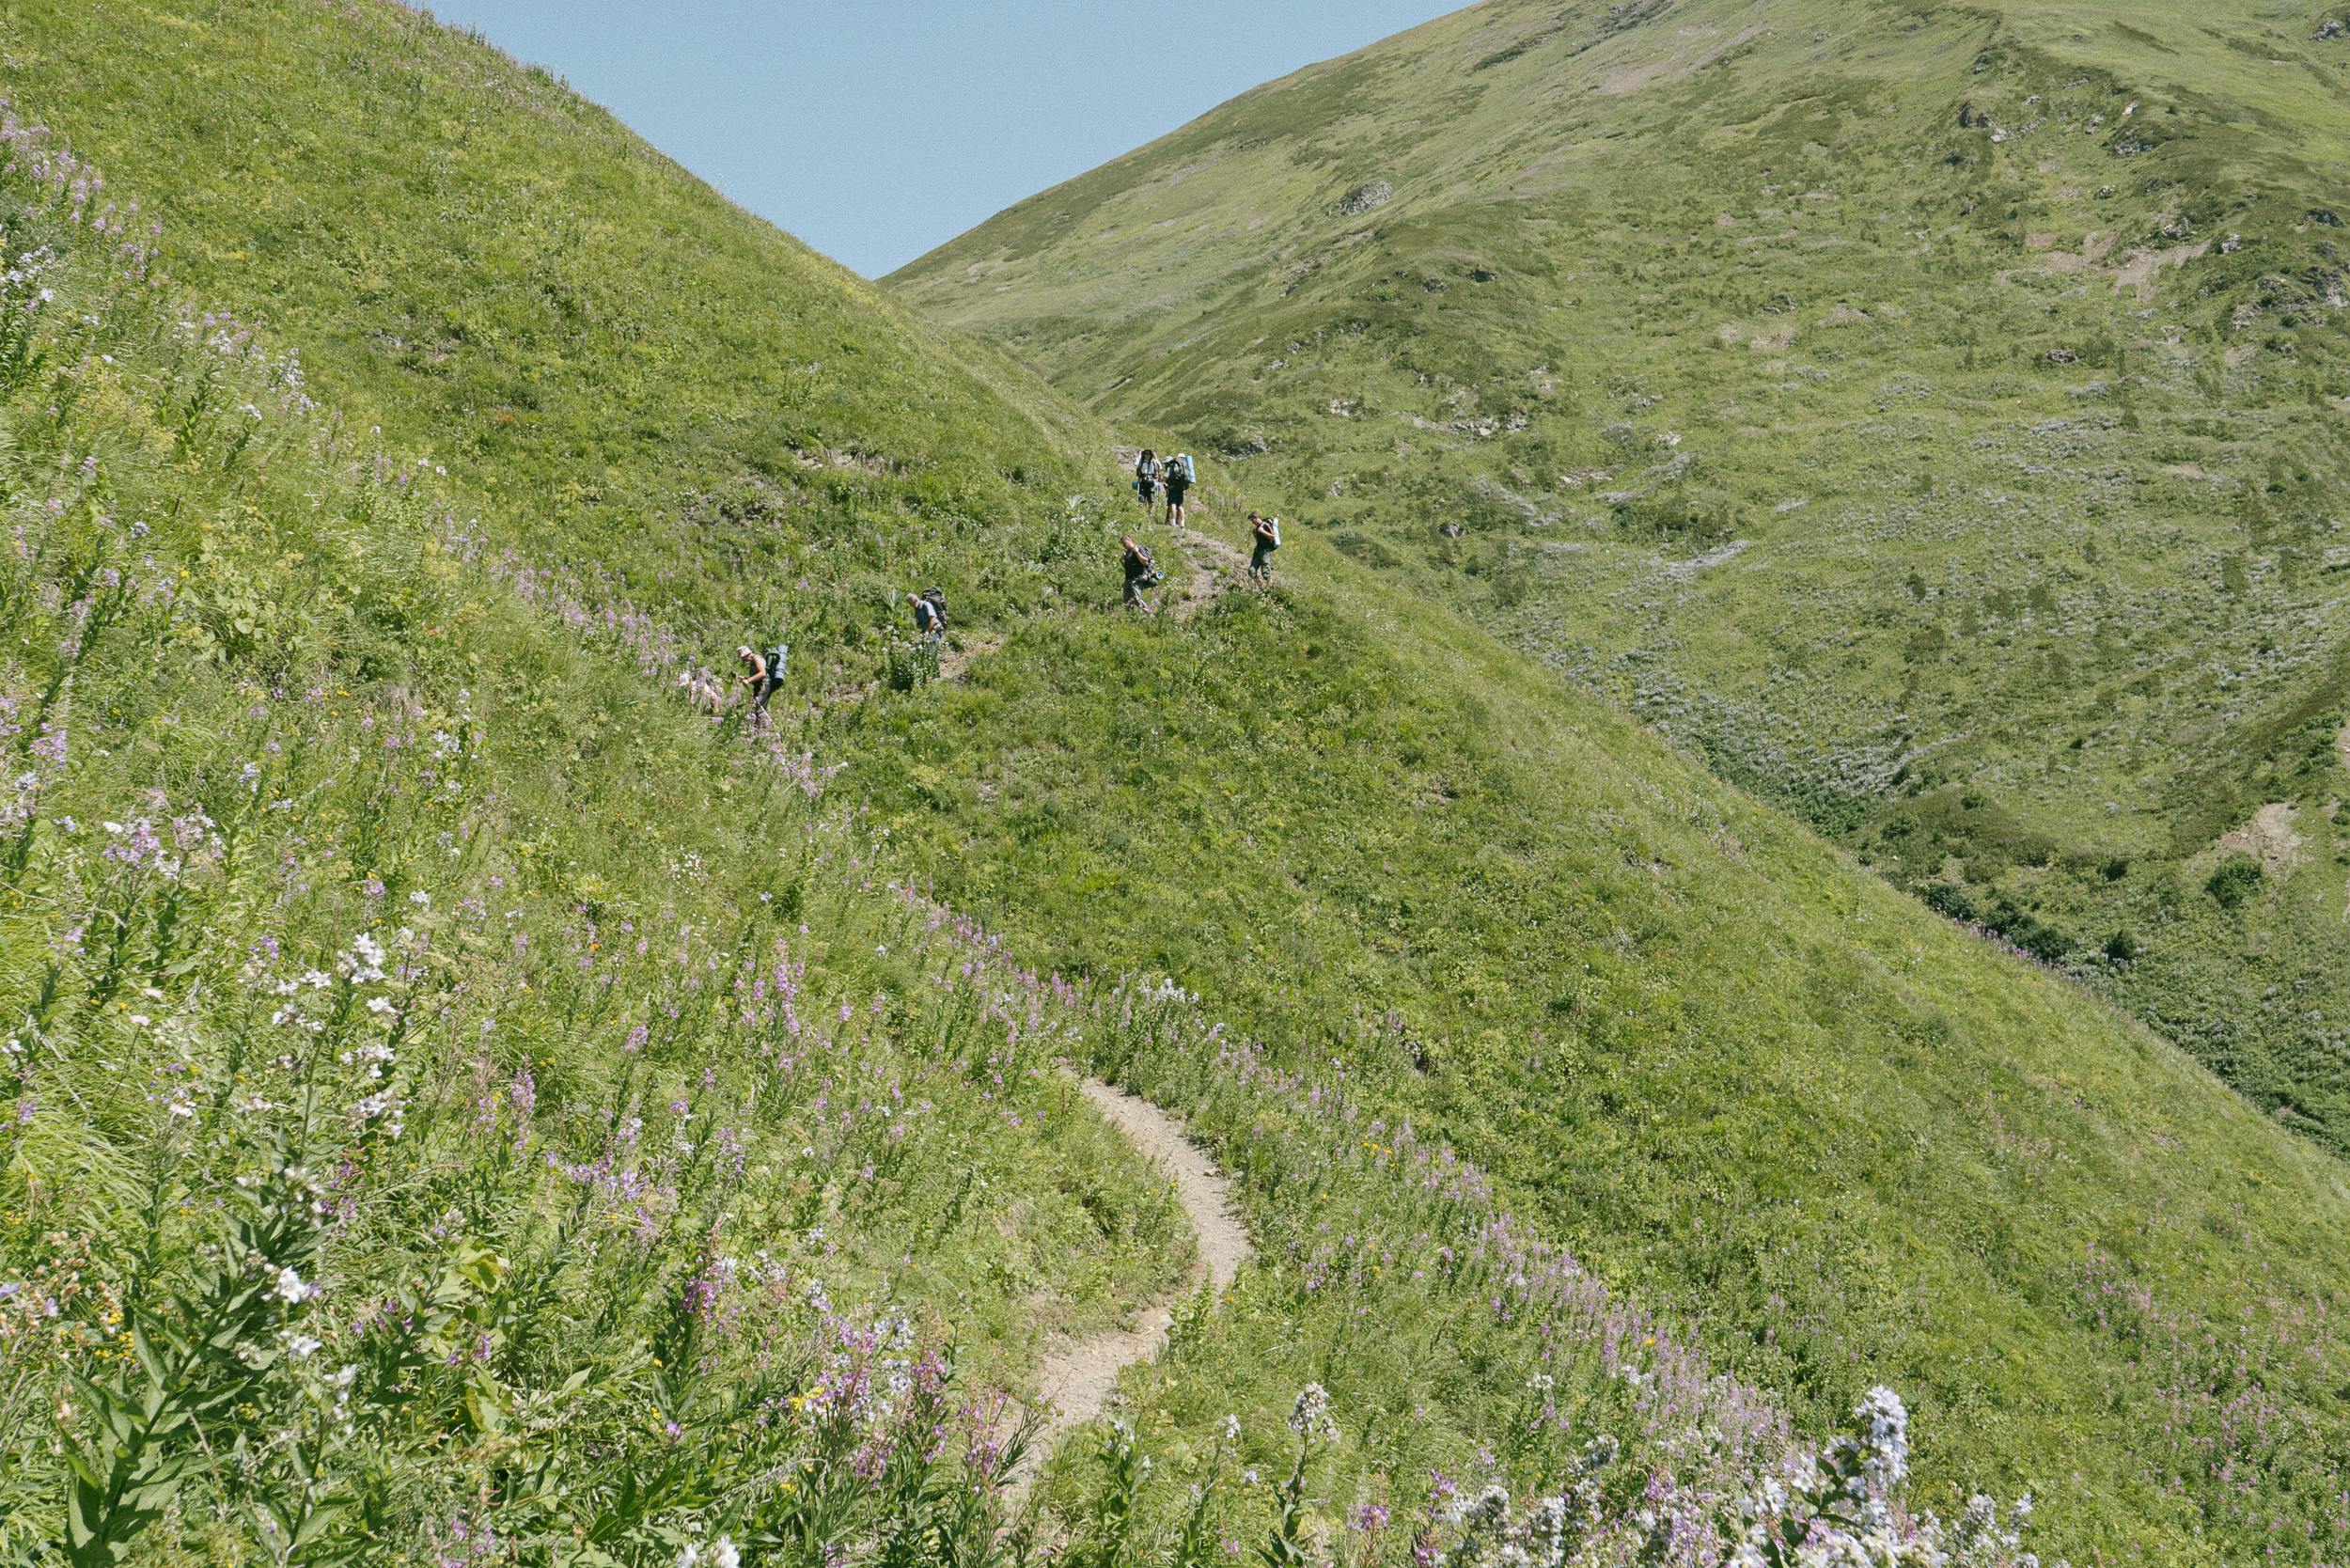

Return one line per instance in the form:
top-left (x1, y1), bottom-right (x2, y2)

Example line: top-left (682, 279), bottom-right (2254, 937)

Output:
top-left (0, 3), bottom-right (2345, 1566)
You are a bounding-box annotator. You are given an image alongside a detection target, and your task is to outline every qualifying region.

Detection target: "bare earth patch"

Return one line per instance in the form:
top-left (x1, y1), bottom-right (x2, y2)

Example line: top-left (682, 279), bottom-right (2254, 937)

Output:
top-left (938, 632), bottom-right (1005, 682)
top-left (2112, 242), bottom-right (2209, 300)
top-left (2217, 802), bottom-right (2305, 880)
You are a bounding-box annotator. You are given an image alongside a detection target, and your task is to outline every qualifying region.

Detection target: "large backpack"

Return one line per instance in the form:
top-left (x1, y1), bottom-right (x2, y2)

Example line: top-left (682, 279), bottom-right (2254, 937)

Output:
top-left (763, 643), bottom-right (790, 682)
top-left (1174, 453), bottom-right (1197, 484)
top-left (917, 587), bottom-right (948, 631)
top-left (1258, 516), bottom-right (1281, 549)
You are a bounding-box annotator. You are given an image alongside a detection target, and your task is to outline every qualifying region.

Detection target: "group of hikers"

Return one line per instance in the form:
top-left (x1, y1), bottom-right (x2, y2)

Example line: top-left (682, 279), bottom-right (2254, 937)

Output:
top-left (705, 449), bottom-right (1282, 729)
top-left (1127, 447), bottom-right (1282, 605)
top-left (1132, 447), bottom-right (1195, 529)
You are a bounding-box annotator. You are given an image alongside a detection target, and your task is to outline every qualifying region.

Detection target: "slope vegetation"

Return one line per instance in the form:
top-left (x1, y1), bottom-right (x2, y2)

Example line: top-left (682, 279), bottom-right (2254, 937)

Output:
top-left (0, 7), bottom-right (1914, 1563)
top-left (8, 1), bottom-right (2350, 1561)
top-left (0, 120), bottom-right (1200, 1560)
top-left (893, 0), bottom-right (2350, 1157)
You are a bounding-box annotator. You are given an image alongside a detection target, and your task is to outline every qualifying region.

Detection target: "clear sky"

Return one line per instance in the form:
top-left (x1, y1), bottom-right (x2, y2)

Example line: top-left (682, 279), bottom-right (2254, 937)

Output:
top-left (425, 1), bottom-right (1465, 277)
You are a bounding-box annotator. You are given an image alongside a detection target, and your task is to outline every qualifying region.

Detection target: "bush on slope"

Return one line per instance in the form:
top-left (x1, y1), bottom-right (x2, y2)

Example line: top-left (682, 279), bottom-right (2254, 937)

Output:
top-left (888, 0), bottom-right (2350, 1159)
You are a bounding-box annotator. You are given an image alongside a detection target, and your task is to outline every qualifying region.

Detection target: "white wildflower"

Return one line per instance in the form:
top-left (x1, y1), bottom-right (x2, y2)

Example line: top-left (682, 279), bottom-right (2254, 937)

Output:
top-left (1286, 1382), bottom-right (1339, 1446)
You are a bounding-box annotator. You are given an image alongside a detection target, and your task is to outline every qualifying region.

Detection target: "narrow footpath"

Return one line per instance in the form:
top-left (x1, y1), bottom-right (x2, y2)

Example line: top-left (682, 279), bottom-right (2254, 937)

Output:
top-left (1009, 1078), bottom-right (1250, 1503)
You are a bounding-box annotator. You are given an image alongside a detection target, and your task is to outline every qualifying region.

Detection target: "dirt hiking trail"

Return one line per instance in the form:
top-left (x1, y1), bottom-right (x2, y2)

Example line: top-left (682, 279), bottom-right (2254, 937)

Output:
top-left (1009, 1078), bottom-right (1248, 1504)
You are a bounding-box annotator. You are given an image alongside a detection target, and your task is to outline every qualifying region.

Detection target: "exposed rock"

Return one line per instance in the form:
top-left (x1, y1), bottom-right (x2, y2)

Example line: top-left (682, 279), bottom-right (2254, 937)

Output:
top-left (1336, 180), bottom-right (1393, 216)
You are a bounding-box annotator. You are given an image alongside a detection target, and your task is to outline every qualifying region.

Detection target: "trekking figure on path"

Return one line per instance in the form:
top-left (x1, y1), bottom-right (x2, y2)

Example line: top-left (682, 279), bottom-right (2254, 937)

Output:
top-left (737, 640), bottom-right (786, 730)
top-left (1164, 451), bottom-right (1196, 530)
top-left (1120, 535), bottom-right (1162, 613)
top-left (1247, 511), bottom-right (1281, 584)
top-left (908, 588), bottom-right (947, 646)
top-left (1135, 448), bottom-right (1160, 510)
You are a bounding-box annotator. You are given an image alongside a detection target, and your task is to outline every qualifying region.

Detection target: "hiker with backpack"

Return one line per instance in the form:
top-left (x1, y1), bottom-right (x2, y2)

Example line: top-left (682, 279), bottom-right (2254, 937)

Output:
top-left (1120, 535), bottom-right (1162, 613)
top-left (908, 588), bottom-right (947, 646)
top-left (1135, 448), bottom-right (1160, 510)
top-left (737, 640), bottom-right (787, 729)
top-left (1247, 511), bottom-right (1282, 584)
top-left (1164, 452), bottom-right (1196, 529)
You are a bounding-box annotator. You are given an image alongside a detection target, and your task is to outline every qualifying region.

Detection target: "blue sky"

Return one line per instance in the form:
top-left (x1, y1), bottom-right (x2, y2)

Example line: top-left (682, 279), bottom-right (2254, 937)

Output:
top-left (427, 1), bottom-right (1465, 277)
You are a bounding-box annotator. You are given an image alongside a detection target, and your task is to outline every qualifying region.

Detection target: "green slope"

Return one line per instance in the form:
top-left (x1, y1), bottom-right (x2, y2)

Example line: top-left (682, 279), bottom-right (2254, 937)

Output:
top-left (0, 111), bottom-right (1198, 1566)
top-left (0, 6), bottom-right (1856, 1561)
top-left (8, 0), bottom-right (2350, 1560)
top-left (891, 0), bottom-right (2350, 1158)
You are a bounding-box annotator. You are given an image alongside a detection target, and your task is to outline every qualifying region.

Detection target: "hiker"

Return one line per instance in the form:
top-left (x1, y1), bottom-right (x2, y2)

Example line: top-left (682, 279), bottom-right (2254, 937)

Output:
top-left (1120, 535), bottom-right (1161, 613)
top-left (1164, 451), bottom-right (1195, 529)
top-left (908, 588), bottom-right (947, 646)
top-left (1248, 510), bottom-right (1281, 584)
top-left (1135, 448), bottom-right (1159, 510)
top-left (737, 641), bottom-right (786, 729)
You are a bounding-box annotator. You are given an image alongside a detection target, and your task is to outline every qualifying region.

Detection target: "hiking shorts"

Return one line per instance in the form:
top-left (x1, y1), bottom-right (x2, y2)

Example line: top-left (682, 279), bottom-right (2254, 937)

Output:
top-left (1137, 480), bottom-right (1156, 503)
top-left (1166, 482), bottom-right (1190, 508)
top-left (1250, 541), bottom-right (1274, 576)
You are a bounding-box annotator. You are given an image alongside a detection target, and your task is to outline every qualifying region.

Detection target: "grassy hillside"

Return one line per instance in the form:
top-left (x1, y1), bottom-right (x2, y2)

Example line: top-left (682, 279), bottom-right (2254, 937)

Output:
top-left (0, 121), bottom-right (1209, 1560)
top-left (0, 7), bottom-right (1998, 1565)
top-left (892, 0), bottom-right (2350, 1157)
top-left (0, 125), bottom-right (2009, 1567)
top-left (8, 0), bottom-right (2350, 1560)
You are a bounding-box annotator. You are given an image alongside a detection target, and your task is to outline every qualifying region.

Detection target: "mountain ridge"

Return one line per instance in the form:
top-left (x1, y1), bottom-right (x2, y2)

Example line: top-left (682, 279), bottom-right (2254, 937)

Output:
top-left (892, 0), bottom-right (2350, 1156)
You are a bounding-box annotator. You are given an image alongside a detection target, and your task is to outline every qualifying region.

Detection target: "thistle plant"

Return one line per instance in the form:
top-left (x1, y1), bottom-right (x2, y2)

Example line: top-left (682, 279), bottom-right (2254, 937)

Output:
top-left (1255, 1384), bottom-right (1339, 1567)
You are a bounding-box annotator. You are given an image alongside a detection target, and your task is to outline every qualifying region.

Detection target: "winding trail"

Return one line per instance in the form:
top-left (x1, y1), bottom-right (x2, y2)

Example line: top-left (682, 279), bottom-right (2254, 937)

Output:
top-left (1009, 1078), bottom-right (1249, 1503)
